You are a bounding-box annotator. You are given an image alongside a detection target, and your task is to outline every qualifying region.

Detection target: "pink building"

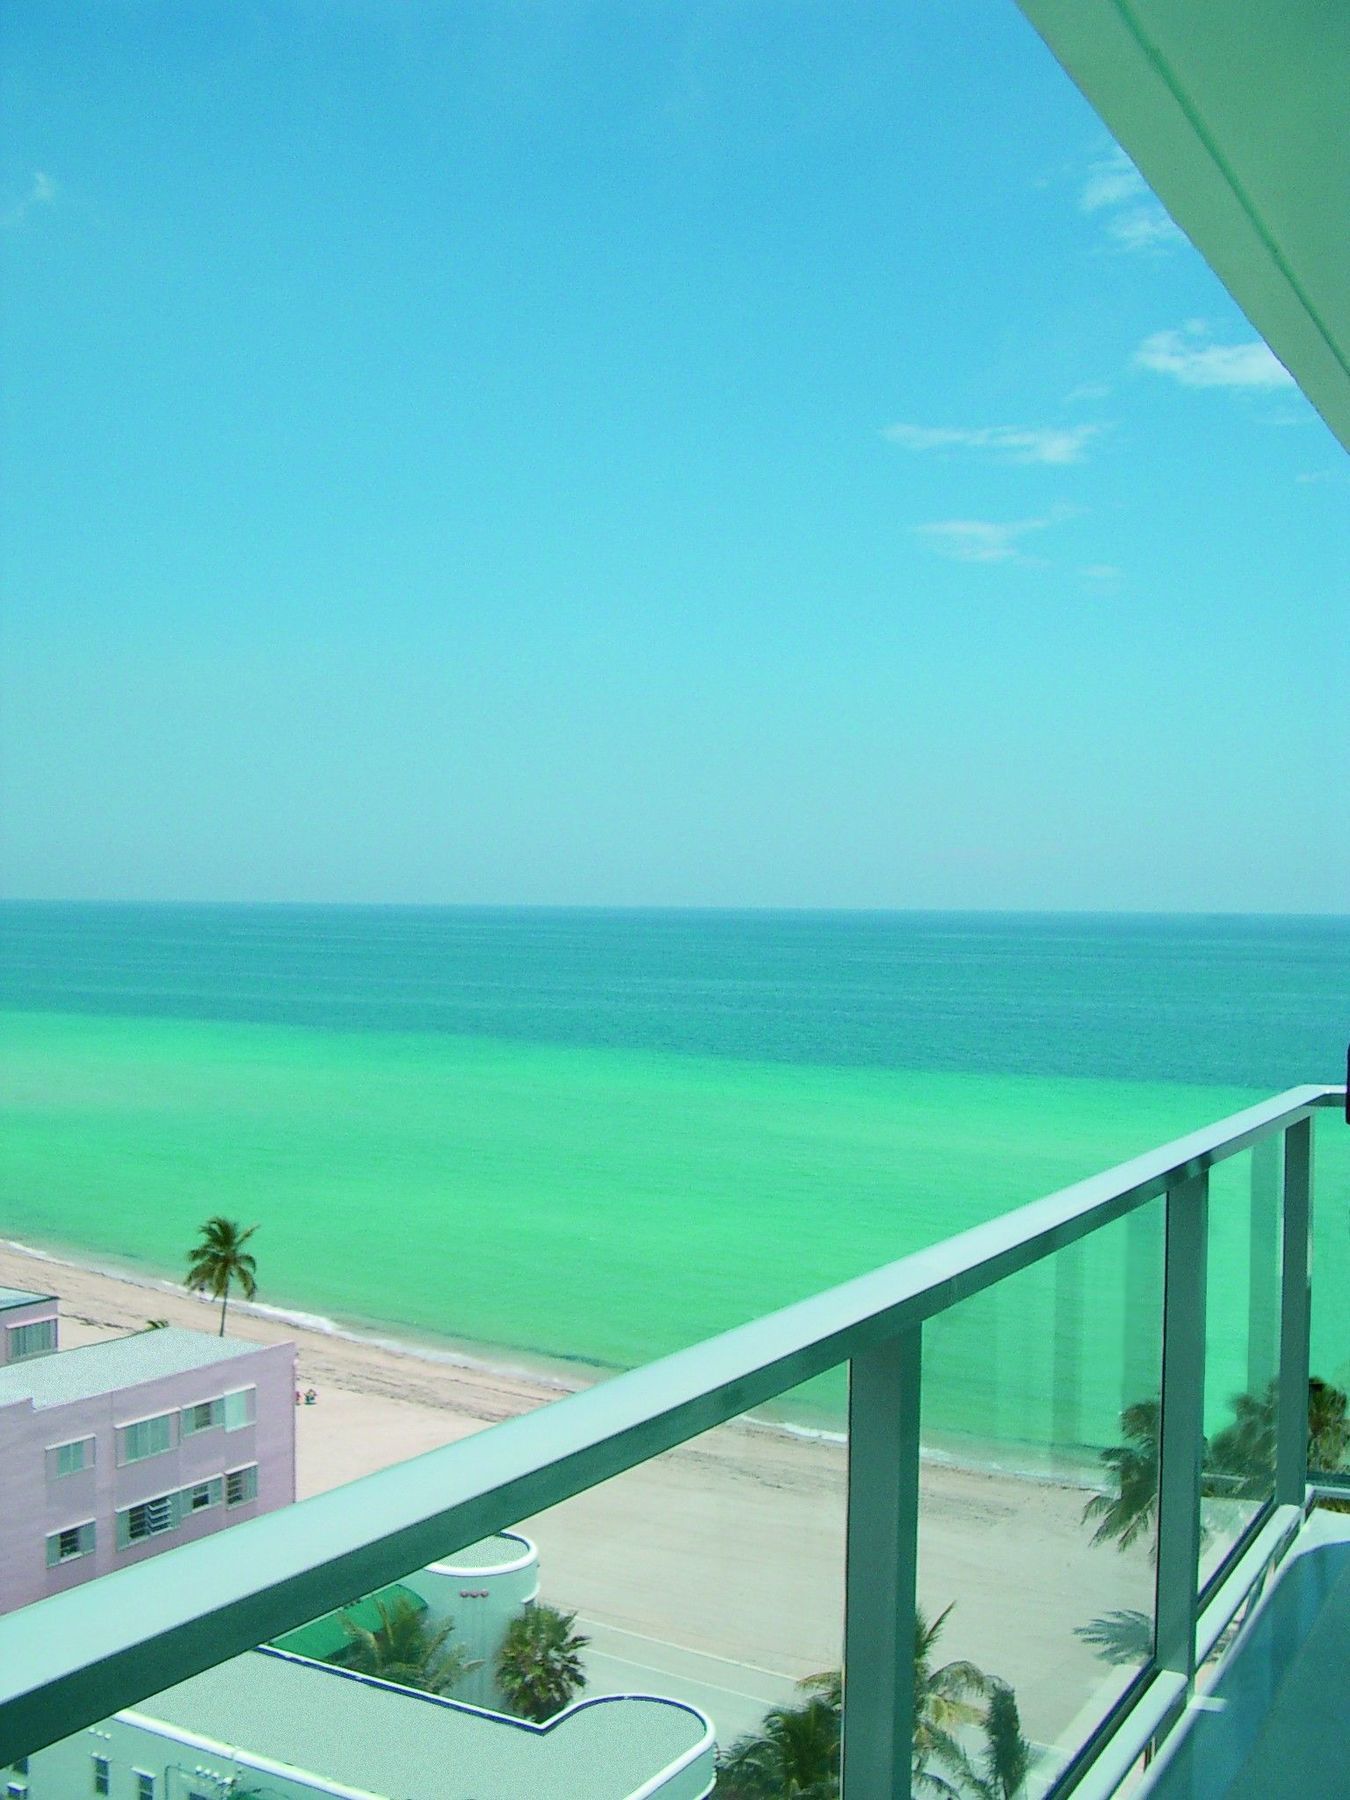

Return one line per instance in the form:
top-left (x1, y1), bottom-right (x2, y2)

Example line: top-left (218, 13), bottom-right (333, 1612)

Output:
top-left (0, 1291), bottom-right (295, 1616)
top-left (0, 1285), bottom-right (60, 1366)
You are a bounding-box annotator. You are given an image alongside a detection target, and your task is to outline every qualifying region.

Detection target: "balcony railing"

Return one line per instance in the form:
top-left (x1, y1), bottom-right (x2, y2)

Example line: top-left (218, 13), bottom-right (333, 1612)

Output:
top-left (0, 1083), bottom-right (1343, 1796)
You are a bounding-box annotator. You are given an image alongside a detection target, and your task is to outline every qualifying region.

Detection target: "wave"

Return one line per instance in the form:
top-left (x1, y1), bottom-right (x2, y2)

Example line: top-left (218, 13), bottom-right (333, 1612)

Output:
top-left (0, 1235), bottom-right (584, 1395)
top-left (1, 1233), bottom-right (1104, 1487)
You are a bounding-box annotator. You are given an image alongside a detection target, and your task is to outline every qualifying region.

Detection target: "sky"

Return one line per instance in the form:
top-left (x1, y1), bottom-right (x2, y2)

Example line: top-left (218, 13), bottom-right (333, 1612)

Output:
top-left (2, 1), bottom-right (1346, 911)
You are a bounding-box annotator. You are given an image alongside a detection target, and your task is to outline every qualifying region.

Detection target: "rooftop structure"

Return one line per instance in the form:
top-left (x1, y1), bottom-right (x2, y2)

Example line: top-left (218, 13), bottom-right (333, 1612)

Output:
top-left (270, 1580), bottom-right (428, 1663)
top-left (0, 1309), bottom-right (296, 1616)
top-left (0, 1289), bottom-right (59, 1368)
top-left (274, 1531), bottom-right (540, 1712)
top-left (23, 1647), bottom-right (714, 1800)
top-left (0, 1287), bottom-right (56, 1312)
top-left (0, 1325), bottom-right (279, 1408)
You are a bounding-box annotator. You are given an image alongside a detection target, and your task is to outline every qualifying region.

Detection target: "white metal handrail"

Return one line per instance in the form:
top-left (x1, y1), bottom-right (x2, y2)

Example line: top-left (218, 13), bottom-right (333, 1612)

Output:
top-left (0, 1084), bottom-right (1341, 1796)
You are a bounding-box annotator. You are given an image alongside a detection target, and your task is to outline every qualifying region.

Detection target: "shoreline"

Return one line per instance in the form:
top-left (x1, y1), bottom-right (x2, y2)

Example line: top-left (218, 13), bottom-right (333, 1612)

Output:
top-left (2, 1232), bottom-right (1109, 1485)
top-left (1, 1230), bottom-right (594, 1396)
top-left (0, 1236), bottom-right (1150, 1742)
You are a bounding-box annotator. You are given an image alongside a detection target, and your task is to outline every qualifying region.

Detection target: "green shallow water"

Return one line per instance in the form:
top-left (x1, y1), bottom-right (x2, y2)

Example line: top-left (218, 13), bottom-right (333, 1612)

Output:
top-left (5, 1008), bottom-right (1344, 1448)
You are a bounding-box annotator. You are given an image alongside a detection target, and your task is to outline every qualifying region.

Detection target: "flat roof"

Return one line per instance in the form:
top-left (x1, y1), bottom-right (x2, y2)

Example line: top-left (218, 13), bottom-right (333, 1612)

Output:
top-left (433, 1531), bottom-right (533, 1571)
top-left (134, 1649), bottom-right (711, 1800)
top-left (0, 1327), bottom-right (270, 1410)
top-left (0, 1286), bottom-right (56, 1313)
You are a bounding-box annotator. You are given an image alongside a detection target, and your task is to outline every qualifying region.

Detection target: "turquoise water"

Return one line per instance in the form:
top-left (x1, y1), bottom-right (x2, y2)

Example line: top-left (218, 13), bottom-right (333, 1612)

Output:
top-left (1, 905), bottom-right (1346, 1446)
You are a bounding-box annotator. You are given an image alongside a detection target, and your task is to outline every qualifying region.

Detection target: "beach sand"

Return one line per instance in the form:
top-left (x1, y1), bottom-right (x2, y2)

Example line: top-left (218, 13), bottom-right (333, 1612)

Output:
top-left (0, 1241), bottom-right (1151, 1750)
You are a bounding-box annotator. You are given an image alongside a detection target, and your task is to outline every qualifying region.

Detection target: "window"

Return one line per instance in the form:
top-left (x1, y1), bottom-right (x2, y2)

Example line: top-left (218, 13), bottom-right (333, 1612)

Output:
top-left (136, 1772), bottom-right (156, 1800)
top-left (45, 1520), bottom-right (95, 1566)
top-left (181, 1396), bottom-right (224, 1435)
top-left (222, 1387), bottom-right (256, 1430)
top-left (46, 1435), bottom-right (95, 1479)
top-left (7, 1319), bottom-right (56, 1361)
top-left (116, 1412), bottom-right (175, 1464)
top-left (183, 1477), bottom-right (222, 1513)
top-left (92, 1756), bottom-right (110, 1795)
top-left (11, 1762), bottom-right (26, 1777)
top-left (117, 1492), bottom-right (177, 1548)
top-left (225, 1464), bottom-right (258, 1507)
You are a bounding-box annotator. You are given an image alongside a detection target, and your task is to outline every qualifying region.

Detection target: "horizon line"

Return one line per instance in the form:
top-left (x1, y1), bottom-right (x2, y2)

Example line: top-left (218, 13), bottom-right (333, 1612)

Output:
top-left (1, 898), bottom-right (1347, 921)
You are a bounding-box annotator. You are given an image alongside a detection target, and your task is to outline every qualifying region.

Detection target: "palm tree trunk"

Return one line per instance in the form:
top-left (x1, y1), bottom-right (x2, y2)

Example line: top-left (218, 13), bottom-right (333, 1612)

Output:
top-left (219, 1286), bottom-right (228, 1336)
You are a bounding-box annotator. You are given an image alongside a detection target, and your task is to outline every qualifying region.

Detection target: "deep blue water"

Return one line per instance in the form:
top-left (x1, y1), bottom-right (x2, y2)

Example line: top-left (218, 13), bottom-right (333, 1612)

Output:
top-left (1, 903), bottom-right (1345, 1088)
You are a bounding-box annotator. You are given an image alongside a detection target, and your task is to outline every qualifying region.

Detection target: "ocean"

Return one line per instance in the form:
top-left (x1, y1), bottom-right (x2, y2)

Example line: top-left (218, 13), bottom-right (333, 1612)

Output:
top-left (1, 904), bottom-right (1346, 1454)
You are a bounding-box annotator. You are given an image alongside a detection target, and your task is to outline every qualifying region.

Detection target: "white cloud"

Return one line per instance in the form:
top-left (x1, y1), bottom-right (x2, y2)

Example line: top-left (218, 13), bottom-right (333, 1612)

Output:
top-left (883, 422), bottom-right (1102, 466)
top-left (1080, 149), bottom-right (1145, 213)
top-left (914, 515), bottom-right (1059, 565)
top-left (1135, 325), bottom-right (1294, 390)
top-left (1065, 381), bottom-right (1112, 405)
top-left (1080, 563), bottom-right (1124, 583)
top-left (2, 169), bottom-right (56, 229)
top-left (1080, 147), bottom-right (1178, 254)
top-left (1106, 207), bottom-right (1182, 252)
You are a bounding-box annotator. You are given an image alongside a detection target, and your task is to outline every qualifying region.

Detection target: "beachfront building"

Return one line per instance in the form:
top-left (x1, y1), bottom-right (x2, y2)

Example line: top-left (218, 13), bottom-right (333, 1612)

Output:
top-left (0, 1287), bottom-right (59, 1366)
top-left (8, 1645), bottom-right (715, 1800)
top-left (0, 1302), bottom-right (295, 1615)
top-left (7, 1532), bottom-right (717, 1798)
top-left (274, 1530), bottom-right (541, 1713)
top-left (401, 1531), bottom-right (542, 1708)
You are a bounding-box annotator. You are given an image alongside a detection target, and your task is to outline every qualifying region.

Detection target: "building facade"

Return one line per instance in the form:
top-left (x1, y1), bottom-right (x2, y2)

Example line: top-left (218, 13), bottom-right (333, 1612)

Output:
top-left (0, 1288), bottom-right (60, 1368)
top-left (6, 1647), bottom-right (715, 1800)
top-left (400, 1530), bottom-right (541, 1712)
top-left (0, 1306), bottom-right (295, 1615)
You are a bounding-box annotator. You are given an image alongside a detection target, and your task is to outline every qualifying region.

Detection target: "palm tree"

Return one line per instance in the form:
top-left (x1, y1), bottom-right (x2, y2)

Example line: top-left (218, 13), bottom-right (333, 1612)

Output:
top-left (976, 1683), bottom-right (1031, 1800)
top-left (1083, 1398), bottom-right (1160, 1552)
top-left (717, 1693), bottom-right (841, 1798)
top-left (1207, 1385), bottom-right (1279, 1499)
top-left (1088, 1378), bottom-right (1350, 1553)
top-left (337, 1593), bottom-right (477, 1696)
top-left (1209, 1376), bottom-right (1350, 1495)
top-left (495, 1603), bottom-right (589, 1722)
top-left (185, 1217), bottom-right (258, 1336)
top-left (1308, 1376), bottom-right (1350, 1473)
top-left (719, 1606), bottom-right (996, 1800)
top-left (911, 1605), bottom-right (991, 1798)
top-left (1073, 1607), bottom-right (1154, 1666)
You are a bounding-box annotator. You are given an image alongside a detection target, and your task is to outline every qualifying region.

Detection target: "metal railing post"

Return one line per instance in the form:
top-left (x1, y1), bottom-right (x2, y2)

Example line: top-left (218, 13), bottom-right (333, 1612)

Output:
top-left (842, 1326), bottom-right (921, 1799)
top-left (1276, 1117), bottom-right (1313, 1502)
top-left (1154, 1173), bottom-right (1208, 1686)
top-left (1247, 1134), bottom-right (1281, 1395)
top-left (1053, 1240), bottom-right (1085, 1463)
top-left (1122, 1199), bottom-right (1164, 1412)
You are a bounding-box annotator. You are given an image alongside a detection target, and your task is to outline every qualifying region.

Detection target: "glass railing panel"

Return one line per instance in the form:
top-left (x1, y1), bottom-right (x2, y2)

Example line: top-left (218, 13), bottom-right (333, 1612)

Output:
top-left (918, 1196), bottom-right (1165, 1796)
top-left (519, 1373), bottom-right (847, 1793)
top-left (1199, 1144), bottom-right (1281, 1589)
top-left (1309, 1114), bottom-right (1350, 1492)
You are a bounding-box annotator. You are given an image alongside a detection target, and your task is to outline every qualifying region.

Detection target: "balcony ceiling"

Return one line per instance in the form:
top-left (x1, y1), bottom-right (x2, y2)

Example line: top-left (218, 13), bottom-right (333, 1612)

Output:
top-left (1018, 0), bottom-right (1350, 450)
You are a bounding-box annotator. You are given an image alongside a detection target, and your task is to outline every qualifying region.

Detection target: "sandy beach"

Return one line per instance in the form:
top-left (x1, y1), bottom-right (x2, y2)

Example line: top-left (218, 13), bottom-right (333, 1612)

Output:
top-left (0, 1239), bottom-right (1152, 1750)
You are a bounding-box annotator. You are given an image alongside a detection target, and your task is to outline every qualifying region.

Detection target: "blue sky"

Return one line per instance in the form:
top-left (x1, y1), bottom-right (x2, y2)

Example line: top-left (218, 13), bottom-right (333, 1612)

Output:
top-left (3, 2), bottom-right (1346, 909)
